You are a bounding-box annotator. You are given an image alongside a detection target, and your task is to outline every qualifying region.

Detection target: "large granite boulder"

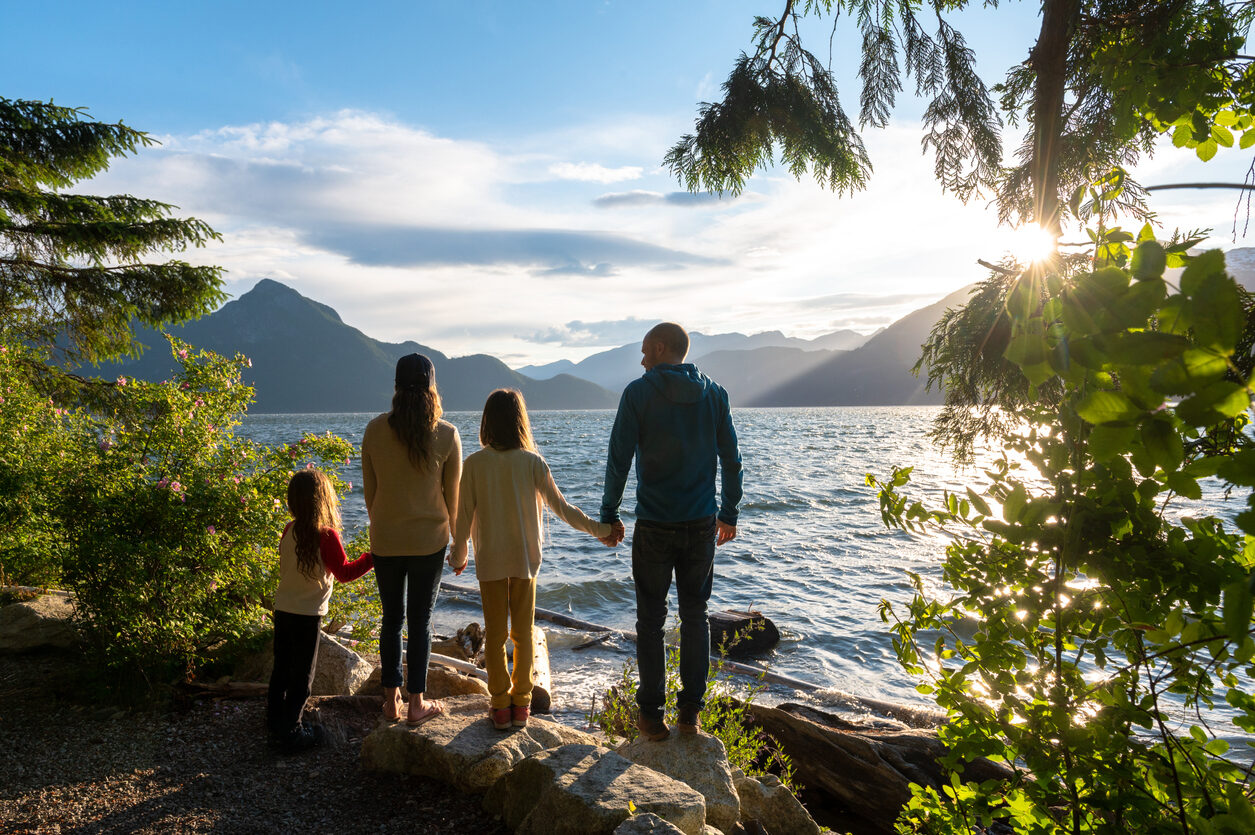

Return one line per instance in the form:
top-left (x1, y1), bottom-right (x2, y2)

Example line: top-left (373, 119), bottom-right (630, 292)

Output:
top-left (618, 732), bottom-right (739, 834)
top-left (0, 594), bottom-right (77, 653)
top-left (735, 773), bottom-right (820, 835)
top-left (357, 662), bottom-right (490, 699)
top-left (484, 743), bottom-right (707, 835)
top-left (613, 812), bottom-right (687, 834)
top-left (234, 631), bottom-right (373, 695)
top-left (360, 694), bottom-right (597, 791)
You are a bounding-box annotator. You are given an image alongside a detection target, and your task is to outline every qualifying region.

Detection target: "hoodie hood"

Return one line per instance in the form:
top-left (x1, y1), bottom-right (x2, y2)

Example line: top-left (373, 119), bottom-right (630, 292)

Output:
top-left (643, 363), bottom-right (711, 404)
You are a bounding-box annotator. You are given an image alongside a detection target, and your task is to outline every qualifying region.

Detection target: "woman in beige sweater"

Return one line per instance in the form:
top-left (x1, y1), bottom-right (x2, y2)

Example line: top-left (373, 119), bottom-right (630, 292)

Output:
top-left (450, 389), bottom-right (612, 729)
top-left (362, 354), bottom-right (461, 726)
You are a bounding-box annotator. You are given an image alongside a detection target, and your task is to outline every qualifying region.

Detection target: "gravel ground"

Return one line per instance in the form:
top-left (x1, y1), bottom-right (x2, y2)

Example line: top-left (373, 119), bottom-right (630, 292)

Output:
top-left (0, 654), bottom-right (507, 834)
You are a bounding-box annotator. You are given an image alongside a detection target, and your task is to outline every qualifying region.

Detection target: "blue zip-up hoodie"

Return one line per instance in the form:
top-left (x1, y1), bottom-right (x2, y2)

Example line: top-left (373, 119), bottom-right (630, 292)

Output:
top-left (600, 363), bottom-right (743, 526)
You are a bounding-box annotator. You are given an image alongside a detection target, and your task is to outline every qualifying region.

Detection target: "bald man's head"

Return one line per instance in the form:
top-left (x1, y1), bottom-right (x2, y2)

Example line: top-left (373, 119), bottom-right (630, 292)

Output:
top-left (645, 322), bottom-right (689, 362)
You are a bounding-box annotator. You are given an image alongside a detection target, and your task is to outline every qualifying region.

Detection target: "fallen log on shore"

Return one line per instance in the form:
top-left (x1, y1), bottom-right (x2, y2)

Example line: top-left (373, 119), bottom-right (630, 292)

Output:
top-left (744, 701), bottom-right (1012, 834)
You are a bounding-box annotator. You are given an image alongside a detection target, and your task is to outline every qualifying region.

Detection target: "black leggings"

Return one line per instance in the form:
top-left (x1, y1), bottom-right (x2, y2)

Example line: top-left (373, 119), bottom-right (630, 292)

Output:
top-left (267, 609), bottom-right (322, 735)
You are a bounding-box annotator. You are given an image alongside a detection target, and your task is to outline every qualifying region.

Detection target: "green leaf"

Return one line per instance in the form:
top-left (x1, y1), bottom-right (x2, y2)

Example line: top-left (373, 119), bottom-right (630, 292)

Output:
top-left (1076, 391), bottom-right (1140, 424)
top-left (1183, 348), bottom-right (1230, 381)
top-left (1177, 381), bottom-right (1250, 425)
top-left (1131, 240), bottom-right (1166, 280)
top-left (1089, 424), bottom-right (1135, 460)
top-left (1166, 470), bottom-right (1202, 499)
top-left (1197, 139), bottom-right (1218, 161)
top-left (1173, 124), bottom-right (1192, 147)
top-left (1241, 129), bottom-right (1255, 150)
top-left (1213, 125), bottom-right (1235, 147)
top-left (1224, 577), bottom-right (1254, 641)
top-left (1103, 331), bottom-right (1187, 365)
top-left (1141, 419), bottom-right (1184, 472)
top-left (965, 488), bottom-right (991, 517)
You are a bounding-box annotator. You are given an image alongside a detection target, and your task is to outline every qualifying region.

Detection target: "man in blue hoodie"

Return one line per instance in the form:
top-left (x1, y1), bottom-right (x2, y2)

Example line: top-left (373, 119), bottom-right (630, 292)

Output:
top-left (600, 322), bottom-right (743, 741)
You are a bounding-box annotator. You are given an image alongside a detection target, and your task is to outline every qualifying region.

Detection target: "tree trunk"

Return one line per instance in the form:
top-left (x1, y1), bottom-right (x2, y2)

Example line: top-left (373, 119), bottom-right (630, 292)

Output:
top-left (1031, 0), bottom-right (1081, 234)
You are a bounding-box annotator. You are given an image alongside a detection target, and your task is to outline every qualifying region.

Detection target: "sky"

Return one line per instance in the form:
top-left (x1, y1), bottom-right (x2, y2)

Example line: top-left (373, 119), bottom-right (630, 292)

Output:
top-left (5, 1), bottom-right (1255, 366)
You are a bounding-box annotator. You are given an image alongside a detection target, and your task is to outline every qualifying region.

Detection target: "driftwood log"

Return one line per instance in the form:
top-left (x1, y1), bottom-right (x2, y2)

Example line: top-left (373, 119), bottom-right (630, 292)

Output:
top-left (746, 701), bottom-right (1012, 833)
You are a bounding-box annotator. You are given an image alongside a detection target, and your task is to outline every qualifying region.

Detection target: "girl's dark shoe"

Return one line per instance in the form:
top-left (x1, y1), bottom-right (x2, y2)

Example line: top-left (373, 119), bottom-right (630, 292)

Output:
top-left (277, 722), bottom-right (326, 754)
top-left (677, 703), bottom-right (700, 734)
top-left (636, 714), bottom-right (670, 741)
top-left (511, 705), bottom-right (530, 727)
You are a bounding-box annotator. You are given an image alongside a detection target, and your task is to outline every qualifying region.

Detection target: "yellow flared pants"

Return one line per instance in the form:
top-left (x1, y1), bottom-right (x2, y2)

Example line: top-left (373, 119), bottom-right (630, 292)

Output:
top-left (478, 577), bottom-right (536, 710)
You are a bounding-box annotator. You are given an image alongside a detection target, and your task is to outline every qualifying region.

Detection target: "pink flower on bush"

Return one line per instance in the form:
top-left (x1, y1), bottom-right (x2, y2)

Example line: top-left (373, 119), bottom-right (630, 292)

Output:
top-left (207, 525), bottom-right (216, 535)
top-left (180, 382), bottom-right (191, 390)
top-left (116, 376), bottom-right (127, 386)
top-left (98, 438), bottom-right (113, 451)
top-left (346, 482), bottom-right (353, 491)
top-left (177, 349), bottom-right (189, 360)
top-left (157, 477), bottom-right (169, 488)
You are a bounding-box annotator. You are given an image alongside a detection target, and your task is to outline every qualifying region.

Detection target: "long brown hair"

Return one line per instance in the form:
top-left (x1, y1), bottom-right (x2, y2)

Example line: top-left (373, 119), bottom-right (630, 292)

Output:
top-left (479, 389), bottom-right (536, 452)
top-left (388, 353), bottom-right (443, 469)
top-left (287, 468), bottom-right (342, 579)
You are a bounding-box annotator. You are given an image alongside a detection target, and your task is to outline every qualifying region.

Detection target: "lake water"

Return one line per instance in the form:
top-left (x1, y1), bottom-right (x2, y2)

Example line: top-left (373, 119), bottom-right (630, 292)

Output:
top-left (240, 407), bottom-right (1249, 735)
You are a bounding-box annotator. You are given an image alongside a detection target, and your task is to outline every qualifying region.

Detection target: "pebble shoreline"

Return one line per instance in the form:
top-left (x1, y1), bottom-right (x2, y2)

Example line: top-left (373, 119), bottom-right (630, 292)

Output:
top-left (0, 654), bottom-right (506, 834)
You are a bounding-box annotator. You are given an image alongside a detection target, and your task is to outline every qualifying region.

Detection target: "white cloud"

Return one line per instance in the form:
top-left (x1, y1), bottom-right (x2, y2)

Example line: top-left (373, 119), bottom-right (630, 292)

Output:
top-left (548, 161), bottom-right (644, 183)
top-left (83, 111), bottom-right (1099, 366)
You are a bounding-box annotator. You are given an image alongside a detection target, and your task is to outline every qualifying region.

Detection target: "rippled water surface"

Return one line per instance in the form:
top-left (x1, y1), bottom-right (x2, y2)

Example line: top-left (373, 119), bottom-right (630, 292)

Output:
top-left (240, 407), bottom-right (1247, 728)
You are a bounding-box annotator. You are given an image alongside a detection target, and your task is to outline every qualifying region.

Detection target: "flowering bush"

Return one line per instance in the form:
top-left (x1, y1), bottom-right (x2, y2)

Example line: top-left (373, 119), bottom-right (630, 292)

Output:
top-left (0, 336), bottom-right (357, 690)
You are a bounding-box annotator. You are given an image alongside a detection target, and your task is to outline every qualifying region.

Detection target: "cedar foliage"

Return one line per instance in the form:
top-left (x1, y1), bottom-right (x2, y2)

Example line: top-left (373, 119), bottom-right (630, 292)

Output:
top-left (0, 98), bottom-right (224, 368)
top-left (670, 1), bottom-right (1255, 229)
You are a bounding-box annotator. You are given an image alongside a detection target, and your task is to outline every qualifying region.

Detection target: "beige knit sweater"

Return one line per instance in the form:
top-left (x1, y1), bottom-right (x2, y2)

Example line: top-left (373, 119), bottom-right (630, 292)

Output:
top-left (361, 415), bottom-right (461, 556)
top-left (452, 447), bottom-right (611, 582)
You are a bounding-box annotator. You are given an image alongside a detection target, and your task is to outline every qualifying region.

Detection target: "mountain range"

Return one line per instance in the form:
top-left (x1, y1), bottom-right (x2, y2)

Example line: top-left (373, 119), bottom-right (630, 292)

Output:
top-left (98, 277), bottom-right (980, 412)
top-left (100, 280), bottom-right (617, 412)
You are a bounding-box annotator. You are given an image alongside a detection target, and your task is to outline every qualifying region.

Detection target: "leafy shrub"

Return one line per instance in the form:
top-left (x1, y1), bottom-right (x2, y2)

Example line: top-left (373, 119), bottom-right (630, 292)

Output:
top-left (0, 336), bottom-right (374, 694)
top-left (873, 241), bottom-right (1255, 832)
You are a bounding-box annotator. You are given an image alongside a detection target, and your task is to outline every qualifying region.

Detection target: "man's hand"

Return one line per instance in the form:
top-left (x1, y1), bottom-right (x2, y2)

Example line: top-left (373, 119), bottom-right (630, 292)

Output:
top-left (716, 520), bottom-right (736, 546)
top-left (599, 520), bottom-right (626, 547)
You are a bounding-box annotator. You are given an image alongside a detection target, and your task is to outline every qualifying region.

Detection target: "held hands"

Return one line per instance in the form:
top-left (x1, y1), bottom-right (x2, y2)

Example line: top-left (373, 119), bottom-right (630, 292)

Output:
top-left (716, 520), bottom-right (737, 546)
top-left (598, 519), bottom-right (626, 547)
top-left (448, 542), bottom-right (468, 576)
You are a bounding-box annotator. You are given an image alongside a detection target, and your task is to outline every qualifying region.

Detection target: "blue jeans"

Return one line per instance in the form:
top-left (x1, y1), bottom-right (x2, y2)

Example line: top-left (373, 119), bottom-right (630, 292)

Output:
top-left (374, 549), bottom-right (445, 694)
top-left (632, 515), bottom-right (716, 721)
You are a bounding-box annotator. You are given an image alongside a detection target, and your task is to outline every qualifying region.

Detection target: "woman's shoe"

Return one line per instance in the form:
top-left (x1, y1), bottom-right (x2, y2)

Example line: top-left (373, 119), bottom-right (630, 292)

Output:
top-left (490, 707), bottom-right (513, 730)
top-left (382, 687), bottom-right (403, 721)
top-left (407, 697), bottom-right (444, 727)
top-left (511, 705), bottom-right (530, 727)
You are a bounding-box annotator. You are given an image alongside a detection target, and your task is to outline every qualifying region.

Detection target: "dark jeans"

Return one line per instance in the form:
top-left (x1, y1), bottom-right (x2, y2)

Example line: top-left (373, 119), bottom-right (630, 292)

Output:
top-left (632, 515), bottom-right (716, 721)
top-left (268, 609), bottom-right (322, 736)
top-left (374, 549), bottom-right (445, 694)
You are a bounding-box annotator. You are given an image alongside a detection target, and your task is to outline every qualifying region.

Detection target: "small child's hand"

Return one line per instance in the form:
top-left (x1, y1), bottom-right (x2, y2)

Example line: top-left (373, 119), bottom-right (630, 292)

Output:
top-left (449, 543), bottom-right (468, 575)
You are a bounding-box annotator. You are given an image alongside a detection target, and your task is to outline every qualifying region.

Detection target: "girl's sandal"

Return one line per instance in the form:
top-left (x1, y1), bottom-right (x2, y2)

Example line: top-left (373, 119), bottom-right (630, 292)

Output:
top-left (407, 699), bottom-right (444, 727)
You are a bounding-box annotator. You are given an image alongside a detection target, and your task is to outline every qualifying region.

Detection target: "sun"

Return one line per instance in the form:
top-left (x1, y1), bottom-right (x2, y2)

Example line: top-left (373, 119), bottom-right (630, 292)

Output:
top-left (1006, 224), bottom-right (1058, 264)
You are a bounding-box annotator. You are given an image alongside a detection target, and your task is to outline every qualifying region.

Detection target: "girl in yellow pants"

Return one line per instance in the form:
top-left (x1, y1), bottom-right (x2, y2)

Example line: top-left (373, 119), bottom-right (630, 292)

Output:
top-left (450, 389), bottom-right (613, 729)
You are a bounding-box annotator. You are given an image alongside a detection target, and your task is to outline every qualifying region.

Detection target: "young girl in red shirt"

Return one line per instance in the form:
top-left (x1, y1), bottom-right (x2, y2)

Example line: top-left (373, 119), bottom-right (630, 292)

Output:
top-left (269, 468), bottom-right (374, 752)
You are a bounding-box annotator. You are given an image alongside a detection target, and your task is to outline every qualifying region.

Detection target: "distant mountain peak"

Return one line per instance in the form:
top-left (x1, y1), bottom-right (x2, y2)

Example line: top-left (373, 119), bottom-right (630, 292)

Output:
top-left (237, 278), bottom-right (342, 324)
